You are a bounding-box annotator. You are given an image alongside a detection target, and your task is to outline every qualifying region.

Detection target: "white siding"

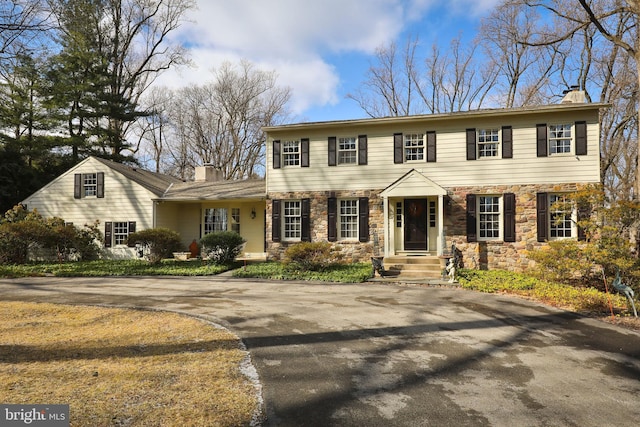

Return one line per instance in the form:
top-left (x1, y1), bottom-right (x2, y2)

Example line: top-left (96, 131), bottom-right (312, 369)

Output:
top-left (266, 108), bottom-right (601, 193)
top-left (23, 157), bottom-right (156, 235)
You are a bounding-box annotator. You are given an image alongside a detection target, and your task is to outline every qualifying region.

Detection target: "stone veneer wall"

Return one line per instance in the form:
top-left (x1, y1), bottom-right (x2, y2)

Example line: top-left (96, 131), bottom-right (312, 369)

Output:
top-left (266, 190), bottom-right (384, 262)
top-left (267, 183), bottom-right (585, 271)
top-left (445, 183), bottom-right (583, 272)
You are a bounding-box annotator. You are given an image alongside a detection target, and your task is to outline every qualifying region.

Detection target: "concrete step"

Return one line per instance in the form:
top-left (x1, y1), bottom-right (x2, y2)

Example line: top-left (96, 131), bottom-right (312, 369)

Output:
top-left (382, 256), bottom-right (444, 279)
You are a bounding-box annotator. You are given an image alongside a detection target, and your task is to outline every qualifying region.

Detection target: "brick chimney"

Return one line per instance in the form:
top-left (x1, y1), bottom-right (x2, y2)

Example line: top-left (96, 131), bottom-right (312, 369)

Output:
top-left (194, 165), bottom-right (223, 182)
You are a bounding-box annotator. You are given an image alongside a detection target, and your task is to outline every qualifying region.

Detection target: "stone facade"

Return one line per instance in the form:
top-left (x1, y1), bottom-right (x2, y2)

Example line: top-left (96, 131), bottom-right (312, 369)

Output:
top-left (267, 190), bottom-right (385, 262)
top-left (445, 183), bottom-right (583, 272)
top-left (267, 183), bottom-right (585, 272)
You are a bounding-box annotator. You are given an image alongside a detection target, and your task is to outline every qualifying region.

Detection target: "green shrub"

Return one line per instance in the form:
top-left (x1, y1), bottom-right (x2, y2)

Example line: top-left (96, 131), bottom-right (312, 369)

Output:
top-left (127, 228), bottom-right (184, 264)
top-left (199, 231), bottom-right (245, 265)
top-left (0, 206), bottom-right (101, 264)
top-left (283, 242), bottom-right (342, 271)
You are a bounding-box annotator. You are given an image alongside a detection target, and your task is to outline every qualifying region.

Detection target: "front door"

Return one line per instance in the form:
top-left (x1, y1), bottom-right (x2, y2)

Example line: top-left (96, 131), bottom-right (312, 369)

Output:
top-left (404, 199), bottom-right (427, 250)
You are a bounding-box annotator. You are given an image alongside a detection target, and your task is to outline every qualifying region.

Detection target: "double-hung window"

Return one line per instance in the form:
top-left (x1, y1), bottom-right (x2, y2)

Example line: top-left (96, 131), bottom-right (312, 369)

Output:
top-left (478, 196), bottom-right (501, 240)
top-left (404, 133), bottom-right (424, 161)
top-left (283, 141), bottom-right (300, 166)
top-left (549, 194), bottom-right (573, 238)
top-left (549, 124), bottom-right (572, 154)
top-left (477, 129), bottom-right (499, 158)
top-left (339, 199), bottom-right (358, 240)
top-left (113, 221), bottom-right (130, 245)
top-left (83, 173), bottom-right (97, 197)
top-left (338, 137), bottom-right (357, 164)
top-left (283, 200), bottom-right (301, 240)
top-left (204, 208), bottom-right (227, 234)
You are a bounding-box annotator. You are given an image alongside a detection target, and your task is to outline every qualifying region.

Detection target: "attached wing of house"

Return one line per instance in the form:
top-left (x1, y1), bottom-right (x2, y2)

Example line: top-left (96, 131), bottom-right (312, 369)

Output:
top-left (22, 157), bottom-right (267, 258)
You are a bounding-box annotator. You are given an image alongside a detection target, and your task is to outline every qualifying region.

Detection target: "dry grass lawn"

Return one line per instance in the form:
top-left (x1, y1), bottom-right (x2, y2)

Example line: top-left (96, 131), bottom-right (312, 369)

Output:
top-left (0, 301), bottom-right (259, 426)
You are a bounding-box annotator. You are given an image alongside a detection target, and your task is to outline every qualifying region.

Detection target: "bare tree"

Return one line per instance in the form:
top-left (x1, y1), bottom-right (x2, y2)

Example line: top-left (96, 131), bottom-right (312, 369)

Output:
top-left (479, 2), bottom-right (560, 107)
top-left (419, 36), bottom-right (497, 113)
top-left (133, 86), bottom-right (173, 172)
top-left (166, 60), bottom-right (291, 180)
top-left (348, 35), bottom-right (497, 117)
top-left (347, 37), bottom-right (422, 117)
top-left (0, 1), bottom-right (50, 63)
top-left (522, 0), bottom-right (639, 200)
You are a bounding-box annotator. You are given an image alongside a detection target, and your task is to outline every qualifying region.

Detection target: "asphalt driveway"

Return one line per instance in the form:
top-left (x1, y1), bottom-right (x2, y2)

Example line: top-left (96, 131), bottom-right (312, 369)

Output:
top-left (0, 276), bottom-right (639, 426)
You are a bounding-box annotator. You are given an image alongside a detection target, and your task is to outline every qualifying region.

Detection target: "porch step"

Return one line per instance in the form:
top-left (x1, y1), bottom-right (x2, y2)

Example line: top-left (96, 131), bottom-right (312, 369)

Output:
top-left (383, 255), bottom-right (444, 279)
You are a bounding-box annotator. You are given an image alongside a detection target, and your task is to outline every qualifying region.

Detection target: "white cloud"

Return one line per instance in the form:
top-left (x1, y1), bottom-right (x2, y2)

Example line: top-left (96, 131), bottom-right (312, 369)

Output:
top-left (156, 0), bottom-right (417, 115)
top-left (154, 0), bottom-right (499, 117)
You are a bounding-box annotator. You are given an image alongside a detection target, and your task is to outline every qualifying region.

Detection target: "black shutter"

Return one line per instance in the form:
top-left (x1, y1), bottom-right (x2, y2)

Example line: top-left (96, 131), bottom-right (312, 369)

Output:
top-left (394, 133), bottom-right (403, 164)
top-left (426, 131), bottom-right (436, 162)
top-left (575, 121), bottom-right (587, 155)
top-left (301, 138), bottom-right (309, 167)
top-left (358, 135), bottom-right (368, 165)
top-left (466, 194), bottom-right (477, 242)
top-left (273, 140), bottom-right (281, 169)
top-left (577, 201), bottom-right (590, 241)
top-left (466, 128), bottom-right (476, 160)
top-left (327, 197), bottom-right (337, 242)
top-left (358, 197), bottom-right (369, 242)
top-left (74, 174), bottom-right (82, 199)
top-left (97, 172), bottom-right (105, 198)
top-left (104, 222), bottom-right (112, 248)
top-left (503, 193), bottom-right (516, 242)
top-left (127, 221), bottom-right (136, 247)
top-left (272, 200), bottom-right (281, 242)
top-left (502, 126), bottom-right (513, 159)
top-left (328, 136), bottom-right (337, 166)
top-left (537, 193), bottom-right (549, 242)
top-left (536, 124), bottom-right (548, 157)
top-left (301, 198), bottom-right (311, 242)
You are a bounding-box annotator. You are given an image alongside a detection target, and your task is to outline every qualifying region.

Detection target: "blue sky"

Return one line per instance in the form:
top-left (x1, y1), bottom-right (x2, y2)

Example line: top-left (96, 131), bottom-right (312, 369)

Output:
top-left (156, 0), bottom-right (502, 122)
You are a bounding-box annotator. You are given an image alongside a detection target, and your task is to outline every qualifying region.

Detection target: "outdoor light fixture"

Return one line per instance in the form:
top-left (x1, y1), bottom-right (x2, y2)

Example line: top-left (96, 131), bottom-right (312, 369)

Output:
top-left (251, 207), bottom-right (256, 219)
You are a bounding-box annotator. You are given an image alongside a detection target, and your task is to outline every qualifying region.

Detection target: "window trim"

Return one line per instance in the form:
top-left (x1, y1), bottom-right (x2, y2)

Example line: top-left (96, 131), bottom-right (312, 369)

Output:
top-left (283, 200), bottom-right (302, 241)
top-left (337, 136), bottom-right (357, 165)
top-left (548, 123), bottom-right (573, 155)
top-left (282, 140), bottom-right (301, 167)
top-left (477, 195), bottom-right (502, 241)
top-left (204, 207), bottom-right (228, 235)
top-left (404, 133), bottom-right (425, 162)
top-left (338, 198), bottom-right (359, 241)
top-left (548, 193), bottom-right (576, 240)
top-left (477, 128), bottom-right (500, 158)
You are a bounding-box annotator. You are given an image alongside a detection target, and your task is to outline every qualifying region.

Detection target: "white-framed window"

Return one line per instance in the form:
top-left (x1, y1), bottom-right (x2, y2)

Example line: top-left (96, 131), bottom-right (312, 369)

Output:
top-left (549, 194), bottom-right (574, 238)
top-left (283, 140), bottom-right (300, 166)
top-left (231, 208), bottom-right (240, 234)
top-left (204, 208), bottom-right (227, 234)
top-left (83, 173), bottom-right (97, 197)
top-left (549, 124), bottom-right (572, 154)
top-left (404, 133), bottom-right (424, 161)
top-left (339, 199), bottom-right (358, 240)
top-left (338, 137), bottom-right (357, 164)
top-left (477, 129), bottom-right (499, 158)
top-left (113, 221), bottom-right (130, 245)
top-left (283, 200), bottom-right (301, 240)
top-left (478, 195), bottom-right (501, 240)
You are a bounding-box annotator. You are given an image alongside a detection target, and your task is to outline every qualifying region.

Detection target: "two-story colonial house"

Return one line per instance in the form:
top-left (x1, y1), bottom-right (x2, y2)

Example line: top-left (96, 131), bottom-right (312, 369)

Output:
top-left (264, 92), bottom-right (606, 274)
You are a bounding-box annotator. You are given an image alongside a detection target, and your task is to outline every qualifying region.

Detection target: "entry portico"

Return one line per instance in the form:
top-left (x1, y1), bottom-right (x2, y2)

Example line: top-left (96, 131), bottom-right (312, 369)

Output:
top-left (380, 169), bottom-right (448, 257)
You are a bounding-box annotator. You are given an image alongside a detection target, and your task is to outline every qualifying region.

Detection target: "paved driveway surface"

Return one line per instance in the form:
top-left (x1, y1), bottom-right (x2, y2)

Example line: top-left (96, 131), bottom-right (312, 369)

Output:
top-left (0, 276), bottom-right (639, 426)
